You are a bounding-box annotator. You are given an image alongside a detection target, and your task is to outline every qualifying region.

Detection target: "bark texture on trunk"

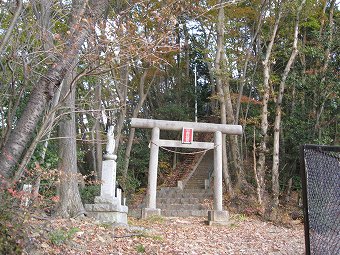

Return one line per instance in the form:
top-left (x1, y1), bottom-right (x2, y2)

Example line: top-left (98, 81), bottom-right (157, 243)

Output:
top-left (235, 0), bottom-right (265, 124)
top-left (253, 127), bottom-right (262, 205)
top-left (0, 0), bottom-right (23, 56)
top-left (256, 4), bottom-right (282, 206)
top-left (0, 0), bottom-right (109, 183)
top-left (313, 0), bottom-right (336, 140)
top-left (271, 0), bottom-right (305, 220)
top-left (93, 82), bottom-right (103, 179)
top-left (122, 68), bottom-right (154, 186)
top-left (114, 65), bottom-right (129, 154)
top-left (12, 0), bottom-right (62, 183)
top-left (214, 1), bottom-right (245, 190)
top-left (224, 83), bottom-right (245, 188)
top-left (215, 2), bottom-right (233, 195)
top-left (57, 64), bottom-right (85, 218)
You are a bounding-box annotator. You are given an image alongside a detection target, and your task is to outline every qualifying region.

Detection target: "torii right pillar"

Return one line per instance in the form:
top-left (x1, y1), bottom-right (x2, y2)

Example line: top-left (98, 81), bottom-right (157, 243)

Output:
top-left (208, 130), bottom-right (229, 225)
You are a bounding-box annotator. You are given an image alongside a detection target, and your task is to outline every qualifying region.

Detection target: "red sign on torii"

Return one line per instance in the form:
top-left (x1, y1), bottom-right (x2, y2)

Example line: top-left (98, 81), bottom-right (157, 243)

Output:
top-left (182, 128), bottom-right (193, 144)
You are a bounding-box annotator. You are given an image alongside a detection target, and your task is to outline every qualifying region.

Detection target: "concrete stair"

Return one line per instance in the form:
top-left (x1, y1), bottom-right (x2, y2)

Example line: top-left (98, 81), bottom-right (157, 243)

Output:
top-left (156, 187), bottom-right (213, 217)
top-left (129, 146), bottom-right (215, 218)
top-left (162, 154), bottom-right (198, 187)
top-left (129, 188), bottom-right (213, 218)
top-left (184, 150), bottom-right (214, 189)
top-left (155, 150), bottom-right (215, 217)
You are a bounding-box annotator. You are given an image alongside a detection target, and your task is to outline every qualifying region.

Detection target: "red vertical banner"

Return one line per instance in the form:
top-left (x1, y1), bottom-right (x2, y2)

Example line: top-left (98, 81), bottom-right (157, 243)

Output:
top-left (182, 128), bottom-right (193, 144)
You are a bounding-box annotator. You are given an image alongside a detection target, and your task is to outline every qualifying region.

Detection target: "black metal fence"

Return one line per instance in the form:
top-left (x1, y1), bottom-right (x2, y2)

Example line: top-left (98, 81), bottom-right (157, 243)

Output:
top-left (300, 145), bottom-right (340, 255)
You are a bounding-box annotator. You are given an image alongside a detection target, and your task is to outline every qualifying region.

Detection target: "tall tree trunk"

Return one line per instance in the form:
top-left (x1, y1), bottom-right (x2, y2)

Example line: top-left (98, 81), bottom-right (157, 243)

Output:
top-left (10, 0), bottom-right (59, 184)
top-left (205, 57), bottom-right (218, 115)
top-left (0, 0), bottom-right (23, 57)
top-left (122, 68), bottom-right (154, 186)
top-left (253, 127), bottom-right (262, 205)
top-left (57, 63), bottom-right (85, 218)
top-left (224, 80), bottom-right (245, 188)
top-left (93, 82), bottom-right (103, 179)
top-left (32, 0), bottom-right (55, 60)
top-left (256, 3), bottom-right (282, 207)
top-left (12, 83), bottom-right (64, 184)
top-left (0, 0), bottom-right (109, 184)
top-left (215, 1), bottom-right (245, 190)
top-left (299, 28), bottom-right (307, 115)
top-left (114, 65), bottom-right (129, 154)
top-left (197, 22), bottom-right (216, 114)
top-left (183, 23), bottom-right (190, 79)
top-left (313, 0), bottom-right (336, 140)
top-left (235, 0), bottom-right (265, 124)
top-left (271, 0), bottom-right (305, 220)
top-left (215, 2), bottom-right (233, 195)
top-left (32, 85), bottom-right (63, 198)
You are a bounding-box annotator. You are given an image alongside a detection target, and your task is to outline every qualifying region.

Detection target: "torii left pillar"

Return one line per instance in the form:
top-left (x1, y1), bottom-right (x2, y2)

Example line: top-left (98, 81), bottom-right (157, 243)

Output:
top-left (142, 127), bottom-right (161, 218)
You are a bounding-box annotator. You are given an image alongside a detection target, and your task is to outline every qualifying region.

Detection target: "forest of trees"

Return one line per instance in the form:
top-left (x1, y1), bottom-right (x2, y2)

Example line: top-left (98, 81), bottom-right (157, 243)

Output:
top-left (0, 0), bottom-right (338, 228)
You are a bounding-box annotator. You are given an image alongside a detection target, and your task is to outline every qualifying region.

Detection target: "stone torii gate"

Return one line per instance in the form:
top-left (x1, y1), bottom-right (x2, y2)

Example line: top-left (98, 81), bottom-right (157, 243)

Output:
top-left (131, 118), bottom-right (242, 225)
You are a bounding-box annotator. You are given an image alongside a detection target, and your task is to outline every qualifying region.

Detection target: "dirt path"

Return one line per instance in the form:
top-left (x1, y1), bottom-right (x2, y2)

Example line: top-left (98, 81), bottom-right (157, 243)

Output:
top-left (26, 215), bottom-right (305, 254)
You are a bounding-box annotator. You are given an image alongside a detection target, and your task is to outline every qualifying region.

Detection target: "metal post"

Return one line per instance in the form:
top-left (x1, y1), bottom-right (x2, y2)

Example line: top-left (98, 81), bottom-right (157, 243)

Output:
top-left (214, 131), bottom-right (223, 211)
top-left (147, 127), bottom-right (160, 209)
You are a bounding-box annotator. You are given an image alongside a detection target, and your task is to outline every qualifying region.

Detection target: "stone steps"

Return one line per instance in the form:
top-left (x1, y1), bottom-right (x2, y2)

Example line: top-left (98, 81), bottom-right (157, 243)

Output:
top-left (158, 193), bottom-right (211, 199)
top-left (158, 190), bottom-right (212, 199)
top-left (157, 203), bottom-right (206, 210)
top-left (161, 209), bottom-right (208, 217)
top-left (158, 187), bottom-right (212, 194)
top-left (155, 187), bottom-right (213, 217)
top-left (184, 150), bottom-right (213, 189)
top-left (162, 154), bottom-right (198, 187)
top-left (157, 197), bottom-right (206, 204)
top-left (128, 149), bottom-right (216, 218)
top-left (185, 184), bottom-right (205, 189)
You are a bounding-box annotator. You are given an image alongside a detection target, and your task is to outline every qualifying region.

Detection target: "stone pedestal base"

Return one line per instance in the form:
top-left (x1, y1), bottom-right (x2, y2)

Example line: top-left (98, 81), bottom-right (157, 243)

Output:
top-left (207, 210), bottom-right (229, 226)
top-left (85, 200), bottom-right (128, 224)
top-left (86, 209), bottom-right (128, 224)
top-left (141, 208), bottom-right (161, 219)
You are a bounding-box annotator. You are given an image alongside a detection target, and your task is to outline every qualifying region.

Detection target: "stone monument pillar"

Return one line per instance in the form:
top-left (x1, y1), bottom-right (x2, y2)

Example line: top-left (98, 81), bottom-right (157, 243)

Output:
top-left (85, 125), bottom-right (128, 224)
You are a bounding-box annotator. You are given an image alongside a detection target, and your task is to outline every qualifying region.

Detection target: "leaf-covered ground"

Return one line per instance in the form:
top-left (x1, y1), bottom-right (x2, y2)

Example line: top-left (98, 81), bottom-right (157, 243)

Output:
top-left (25, 214), bottom-right (304, 254)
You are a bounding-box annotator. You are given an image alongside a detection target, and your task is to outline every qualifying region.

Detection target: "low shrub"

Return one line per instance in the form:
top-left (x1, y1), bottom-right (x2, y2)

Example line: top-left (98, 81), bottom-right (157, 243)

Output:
top-left (80, 185), bottom-right (100, 204)
top-left (0, 189), bottom-right (25, 254)
top-left (49, 227), bottom-right (80, 246)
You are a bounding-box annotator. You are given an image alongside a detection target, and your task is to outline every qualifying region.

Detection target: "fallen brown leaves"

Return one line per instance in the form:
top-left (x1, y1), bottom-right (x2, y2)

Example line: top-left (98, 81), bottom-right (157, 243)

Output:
top-left (25, 214), bottom-right (304, 254)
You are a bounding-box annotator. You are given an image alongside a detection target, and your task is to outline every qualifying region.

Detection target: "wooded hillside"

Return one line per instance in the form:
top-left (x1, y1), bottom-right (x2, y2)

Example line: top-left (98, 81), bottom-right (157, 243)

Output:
top-left (0, 0), bottom-right (338, 252)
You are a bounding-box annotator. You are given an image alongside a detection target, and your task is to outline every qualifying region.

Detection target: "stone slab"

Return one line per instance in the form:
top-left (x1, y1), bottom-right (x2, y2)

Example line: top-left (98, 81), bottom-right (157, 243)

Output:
top-left (141, 208), bottom-right (161, 219)
top-left (85, 203), bottom-right (128, 213)
top-left (94, 196), bottom-right (118, 204)
top-left (128, 209), bottom-right (142, 218)
top-left (161, 209), bottom-right (208, 217)
top-left (84, 204), bottom-right (93, 211)
top-left (157, 203), bottom-right (203, 210)
top-left (87, 211), bottom-right (127, 224)
top-left (207, 210), bottom-right (229, 225)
